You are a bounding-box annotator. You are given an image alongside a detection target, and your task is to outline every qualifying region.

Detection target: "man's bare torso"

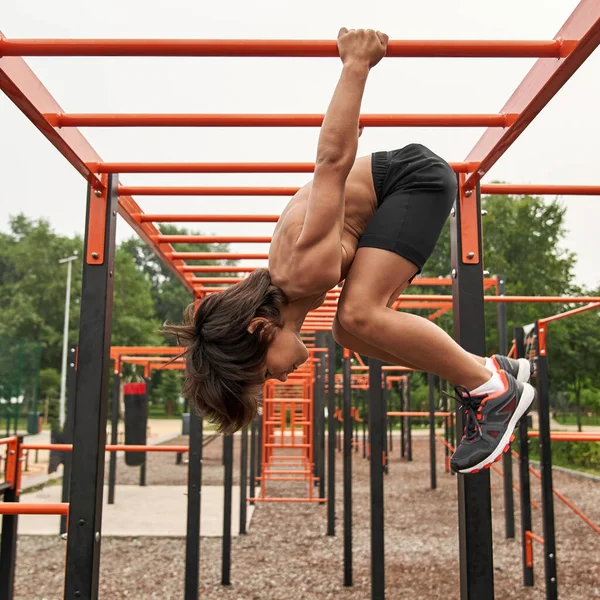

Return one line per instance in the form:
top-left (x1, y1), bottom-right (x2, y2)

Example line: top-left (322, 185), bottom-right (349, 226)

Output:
top-left (269, 155), bottom-right (377, 308)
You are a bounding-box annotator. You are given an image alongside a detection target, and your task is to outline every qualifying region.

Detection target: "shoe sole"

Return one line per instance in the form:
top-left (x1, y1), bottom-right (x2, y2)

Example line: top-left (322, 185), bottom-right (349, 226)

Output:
top-left (515, 358), bottom-right (532, 384)
top-left (458, 382), bottom-right (536, 475)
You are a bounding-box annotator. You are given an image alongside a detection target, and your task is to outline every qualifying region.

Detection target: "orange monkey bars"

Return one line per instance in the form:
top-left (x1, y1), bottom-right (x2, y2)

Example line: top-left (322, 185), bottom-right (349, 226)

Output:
top-left (0, 38), bottom-right (566, 58)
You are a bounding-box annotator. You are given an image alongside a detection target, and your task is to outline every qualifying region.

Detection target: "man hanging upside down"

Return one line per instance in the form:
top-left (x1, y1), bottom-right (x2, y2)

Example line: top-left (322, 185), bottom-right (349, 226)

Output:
top-left (165, 28), bottom-right (535, 474)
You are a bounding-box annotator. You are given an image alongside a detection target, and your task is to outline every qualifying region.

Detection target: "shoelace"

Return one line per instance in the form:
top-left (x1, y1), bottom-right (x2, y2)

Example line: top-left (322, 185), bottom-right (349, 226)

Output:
top-left (442, 386), bottom-right (487, 441)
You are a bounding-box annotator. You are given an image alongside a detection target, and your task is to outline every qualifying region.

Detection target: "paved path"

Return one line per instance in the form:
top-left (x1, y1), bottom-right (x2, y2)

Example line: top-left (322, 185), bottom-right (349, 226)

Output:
top-left (18, 484), bottom-right (256, 537)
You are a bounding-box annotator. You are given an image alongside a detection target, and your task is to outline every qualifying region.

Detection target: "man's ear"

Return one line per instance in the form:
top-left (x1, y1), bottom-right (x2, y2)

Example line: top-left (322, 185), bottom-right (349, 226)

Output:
top-left (247, 317), bottom-right (269, 335)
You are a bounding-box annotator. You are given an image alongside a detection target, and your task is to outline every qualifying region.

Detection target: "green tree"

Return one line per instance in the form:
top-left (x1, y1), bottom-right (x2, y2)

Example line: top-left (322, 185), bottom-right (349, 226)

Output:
top-left (120, 225), bottom-right (232, 331)
top-left (153, 370), bottom-right (183, 416)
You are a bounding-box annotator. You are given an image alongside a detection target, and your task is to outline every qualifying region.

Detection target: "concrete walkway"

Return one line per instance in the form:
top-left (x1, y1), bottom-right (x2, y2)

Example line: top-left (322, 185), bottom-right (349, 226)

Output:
top-left (18, 484), bottom-right (256, 537)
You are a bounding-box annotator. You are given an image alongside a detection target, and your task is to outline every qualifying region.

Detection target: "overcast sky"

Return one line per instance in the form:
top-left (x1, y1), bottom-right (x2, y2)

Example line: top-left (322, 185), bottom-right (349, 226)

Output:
top-left (1, 0), bottom-right (599, 290)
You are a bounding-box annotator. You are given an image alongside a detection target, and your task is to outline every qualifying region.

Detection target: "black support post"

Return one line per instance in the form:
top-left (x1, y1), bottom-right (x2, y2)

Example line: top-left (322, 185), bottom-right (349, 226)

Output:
top-left (249, 419), bottom-right (257, 504)
top-left (382, 375), bottom-right (388, 475)
top-left (400, 380), bottom-right (405, 459)
top-left (406, 378), bottom-right (412, 462)
top-left (64, 176), bottom-right (119, 600)
top-left (327, 333), bottom-right (336, 536)
top-left (450, 179), bottom-right (494, 600)
top-left (368, 360), bottom-right (385, 600)
top-left (316, 332), bottom-right (326, 498)
top-left (497, 275), bottom-right (515, 539)
top-left (184, 414), bottom-right (203, 600)
top-left (362, 388), bottom-right (367, 459)
top-left (428, 373), bottom-right (437, 490)
top-left (60, 344), bottom-right (77, 535)
top-left (535, 321), bottom-right (558, 600)
top-left (342, 349), bottom-right (353, 587)
top-left (0, 436), bottom-right (22, 600)
top-left (240, 426), bottom-right (248, 534)
top-left (515, 327), bottom-right (534, 587)
top-left (108, 369), bottom-right (119, 505)
top-left (222, 433), bottom-right (233, 585)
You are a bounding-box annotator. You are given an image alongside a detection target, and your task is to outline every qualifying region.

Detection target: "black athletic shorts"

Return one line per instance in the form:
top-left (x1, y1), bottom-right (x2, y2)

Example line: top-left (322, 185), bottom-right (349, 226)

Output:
top-left (358, 143), bottom-right (457, 279)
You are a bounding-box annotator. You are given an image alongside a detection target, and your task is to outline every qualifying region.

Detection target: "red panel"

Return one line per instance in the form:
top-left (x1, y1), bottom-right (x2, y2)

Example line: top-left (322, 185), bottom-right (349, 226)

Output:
top-left (123, 382), bottom-right (146, 395)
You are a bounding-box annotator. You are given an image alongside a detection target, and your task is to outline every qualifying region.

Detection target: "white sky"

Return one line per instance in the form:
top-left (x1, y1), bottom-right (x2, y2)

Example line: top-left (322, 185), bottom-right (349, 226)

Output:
top-left (1, 0), bottom-right (599, 289)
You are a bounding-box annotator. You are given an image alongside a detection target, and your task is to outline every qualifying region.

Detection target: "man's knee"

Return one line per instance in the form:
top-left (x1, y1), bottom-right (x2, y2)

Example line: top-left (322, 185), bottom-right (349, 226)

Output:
top-left (336, 300), bottom-right (372, 340)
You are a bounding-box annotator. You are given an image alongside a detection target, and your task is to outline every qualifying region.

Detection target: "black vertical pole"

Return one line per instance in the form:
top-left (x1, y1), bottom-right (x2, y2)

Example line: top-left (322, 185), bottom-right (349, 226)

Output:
top-left (222, 433), bottom-right (233, 585)
top-left (240, 426), bottom-right (248, 534)
top-left (139, 376), bottom-right (150, 487)
top-left (406, 378), bottom-right (412, 462)
top-left (382, 374), bottom-right (388, 475)
top-left (60, 344), bottom-right (77, 535)
top-left (450, 178), bottom-right (494, 600)
top-left (312, 363), bottom-right (319, 481)
top-left (0, 436), bottom-right (22, 600)
top-left (428, 373), bottom-right (437, 490)
top-left (108, 368), bottom-right (120, 505)
top-left (443, 380), bottom-right (450, 473)
top-left (362, 389), bottom-right (367, 459)
top-left (342, 349), bottom-right (353, 587)
top-left (316, 332), bottom-right (326, 498)
top-left (515, 327), bottom-right (534, 587)
top-left (400, 380), bottom-right (405, 459)
top-left (535, 321), bottom-right (558, 600)
top-left (497, 275), bottom-right (515, 539)
top-left (184, 414), bottom-right (203, 600)
top-left (256, 415), bottom-right (263, 480)
top-left (64, 176), bottom-right (118, 600)
top-left (327, 333), bottom-right (336, 536)
top-left (249, 419), bottom-right (257, 504)
top-left (368, 360), bottom-right (385, 600)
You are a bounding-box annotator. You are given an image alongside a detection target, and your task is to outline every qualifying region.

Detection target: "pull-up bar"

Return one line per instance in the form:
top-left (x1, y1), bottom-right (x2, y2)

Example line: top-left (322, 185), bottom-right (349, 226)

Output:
top-left (0, 38), bottom-right (565, 58)
top-left (49, 113), bottom-right (518, 128)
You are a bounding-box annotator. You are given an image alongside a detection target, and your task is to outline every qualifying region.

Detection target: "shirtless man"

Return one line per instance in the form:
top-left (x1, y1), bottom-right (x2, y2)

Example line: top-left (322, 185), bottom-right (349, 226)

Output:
top-left (166, 28), bottom-right (535, 474)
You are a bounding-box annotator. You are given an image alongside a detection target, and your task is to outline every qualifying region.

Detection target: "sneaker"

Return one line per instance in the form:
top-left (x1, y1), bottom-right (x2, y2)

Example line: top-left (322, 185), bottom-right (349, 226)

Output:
top-left (491, 354), bottom-right (531, 383)
top-left (450, 371), bottom-right (536, 474)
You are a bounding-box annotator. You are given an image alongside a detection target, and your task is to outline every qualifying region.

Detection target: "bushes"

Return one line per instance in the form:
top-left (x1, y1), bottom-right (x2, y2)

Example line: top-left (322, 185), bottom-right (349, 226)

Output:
top-left (529, 439), bottom-right (600, 473)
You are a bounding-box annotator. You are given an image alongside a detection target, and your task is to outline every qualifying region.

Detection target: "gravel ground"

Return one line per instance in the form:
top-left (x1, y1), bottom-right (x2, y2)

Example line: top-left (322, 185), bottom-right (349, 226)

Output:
top-left (14, 435), bottom-right (600, 600)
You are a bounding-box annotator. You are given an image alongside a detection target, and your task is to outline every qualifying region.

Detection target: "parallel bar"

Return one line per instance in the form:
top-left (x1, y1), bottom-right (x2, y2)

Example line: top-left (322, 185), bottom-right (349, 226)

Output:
top-left (97, 161), bottom-right (477, 174)
top-left (450, 177), bottom-right (494, 600)
top-left (0, 436), bottom-right (21, 599)
top-left (343, 349), bottom-right (353, 587)
top-left (515, 327), bottom-right (534, 587)
top-left (60, 344), bottom-right (77, 535)
top-left (107, 369), bottom-right (120, 505)
top-left (160, 235), bottom-right (271, 244)
top-left (249, 419), bottom-right (257, 505)
top-left (535, 322), bottom-right (558, 600)
top-left (53, 113), bottom-right (517, 128)
top-left (124, 187), bottom-right (296, 196)
top-left (239, 426), bottom-right (248, 535)
top-left (184, 415), bottom-right (203, 600)
top-left (0, 38), bottom-right (563, 58)
top-left (497, 275), bottom-right (515, 539)
top-left (316, 332), bottom-right (327, 500)
top-left (64, 175), bottom-right (118, 600)
top-left (428, 373), bottom-right (437, 490)
top-left (464, 1), bottom-right (600, 189)
top-left (327, 333), bottom-right (336, 536)
top-left (369, 360), bottom-right (385, 600)
top-left (0, 502), bottom-right (68, 516)
top-left (140, 213), bottom-right (279, 222)
top-left (481, 184), bottom-right (600, 195)
top-left (221, 434), bottom-right (233, 585)
top-left (172, 252), bottom-right (268, 260)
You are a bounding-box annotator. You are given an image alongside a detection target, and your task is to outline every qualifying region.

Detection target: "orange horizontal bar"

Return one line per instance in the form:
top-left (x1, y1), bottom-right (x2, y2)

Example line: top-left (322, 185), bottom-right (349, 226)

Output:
top-left (527, 431), bottom-right (600, 442)
top-left (192, 277), bottom-right (244, 284)
top-left (122, 186), bottom-right (296, 196)
top-left (51, 113), bottom-right (518, 128)
top-left (481, 184), bottom-right (600, 196)
top-left (171, 252), bottom-right (268, 261)
top-left (140, 213), bottom-right (279, 222)
top-left (21, 443), bottom-right (190, 452)
top-left (248, 498), bottom-right (327, 503)
top-left (159, 235), bottom-right (271, 244)
top-left (0, 503), bottom-right (69, 515)
top-left (96, 161), bottom-right (476, 174)
top-left (539, 302), bottom-right (600, 325)
top-left (387, 411), bottom-right (451, 417)
top-left (525, 531), bottom-right (545, 545)
top-left (110, 346), bottom-right (181, 359)
top-left (0, 436), bottom-right (17, 445)
top-left (394, 295), bottom-right (600, 303)
top-left (183, 266), bottom-right (258, 273)
top-left (0, 39), bottom-right (563, 58)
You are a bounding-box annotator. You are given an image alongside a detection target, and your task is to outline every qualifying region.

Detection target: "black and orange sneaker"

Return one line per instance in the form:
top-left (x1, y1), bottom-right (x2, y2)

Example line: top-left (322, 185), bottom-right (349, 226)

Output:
top-left (450, 371), bottom-right (535, 474)
top-left (491, 354), bottom-right (532, 383)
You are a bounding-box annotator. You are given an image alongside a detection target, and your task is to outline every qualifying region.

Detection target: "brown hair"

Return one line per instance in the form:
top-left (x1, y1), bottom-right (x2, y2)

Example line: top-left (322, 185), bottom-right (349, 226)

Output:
top-left (162, 269), bottom-right (286, 433)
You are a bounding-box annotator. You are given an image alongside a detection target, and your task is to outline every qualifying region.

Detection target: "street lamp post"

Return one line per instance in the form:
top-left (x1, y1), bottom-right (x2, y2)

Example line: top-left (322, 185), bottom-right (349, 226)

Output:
top-left (58, 252), bottom-right (78, 429)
